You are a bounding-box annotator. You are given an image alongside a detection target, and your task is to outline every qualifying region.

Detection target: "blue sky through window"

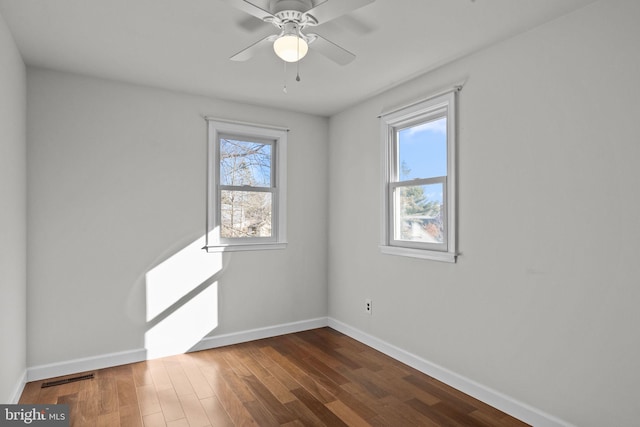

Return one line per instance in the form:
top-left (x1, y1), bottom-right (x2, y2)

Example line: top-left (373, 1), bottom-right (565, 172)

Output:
top-left (398, 117), bottom-right (447, 180)
top-left (398, 117), bottom-right (447, 204)
top-left (220, 139), bottom-right (272, 187)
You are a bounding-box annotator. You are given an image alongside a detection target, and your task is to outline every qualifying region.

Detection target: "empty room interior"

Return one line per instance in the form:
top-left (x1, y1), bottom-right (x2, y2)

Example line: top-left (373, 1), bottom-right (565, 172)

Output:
top-left (1, 0), bottom-right (639, 426)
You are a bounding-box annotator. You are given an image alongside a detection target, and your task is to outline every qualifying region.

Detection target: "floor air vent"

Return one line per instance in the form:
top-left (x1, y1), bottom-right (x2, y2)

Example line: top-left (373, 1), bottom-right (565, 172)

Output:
top-left (41, 373), bottom-right (95, 388)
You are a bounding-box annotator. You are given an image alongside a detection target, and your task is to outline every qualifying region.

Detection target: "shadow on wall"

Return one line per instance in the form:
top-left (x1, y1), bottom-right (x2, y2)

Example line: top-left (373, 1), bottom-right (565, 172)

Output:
top-left (144, 235), bottom-right (224, 359)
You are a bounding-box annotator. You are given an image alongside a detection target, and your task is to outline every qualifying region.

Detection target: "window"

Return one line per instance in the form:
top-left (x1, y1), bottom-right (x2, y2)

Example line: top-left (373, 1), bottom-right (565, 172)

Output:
top-left (204, 119), bottom-right (287, 252)
top-left (380, 89), bottom-right (458, 262)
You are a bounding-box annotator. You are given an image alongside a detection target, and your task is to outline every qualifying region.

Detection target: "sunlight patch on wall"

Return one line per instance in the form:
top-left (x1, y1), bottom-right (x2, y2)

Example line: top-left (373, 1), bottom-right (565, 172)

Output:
top-left (144, 237), bottom-right (222, 359)
top-left (146, 237), bottom-right (222, 321)
top-left (145, 282), bottom-right (219, 359)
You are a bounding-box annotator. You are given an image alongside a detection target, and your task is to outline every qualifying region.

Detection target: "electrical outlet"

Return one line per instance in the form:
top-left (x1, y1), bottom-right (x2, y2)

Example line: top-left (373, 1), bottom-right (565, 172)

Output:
top-left (365, 298), bottom-right (372, 315)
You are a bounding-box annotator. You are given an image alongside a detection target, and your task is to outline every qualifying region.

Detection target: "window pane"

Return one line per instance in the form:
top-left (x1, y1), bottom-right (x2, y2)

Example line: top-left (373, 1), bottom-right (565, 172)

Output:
top-left (220, 190), bottom-right (272, 238)
top-left (395, 183), bottom-right (444, 244)
top-left (220, 138), bottom-right (272, 187)
top-left (398, 117), bottom-right (447, 181)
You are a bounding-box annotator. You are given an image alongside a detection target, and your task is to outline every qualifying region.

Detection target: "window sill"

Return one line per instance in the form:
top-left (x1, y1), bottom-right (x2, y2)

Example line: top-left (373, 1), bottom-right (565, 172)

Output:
top-left (379, 245), bottom-right (457, 263)
top-left (203, 242), bottom-right (287, 253)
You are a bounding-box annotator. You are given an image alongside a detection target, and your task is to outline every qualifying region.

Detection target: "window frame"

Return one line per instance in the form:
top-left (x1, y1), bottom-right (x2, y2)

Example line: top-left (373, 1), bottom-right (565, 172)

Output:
top-left (204, 118), bottom-right (287, 252)
top-left (380, 90), bottom-right (458, 262)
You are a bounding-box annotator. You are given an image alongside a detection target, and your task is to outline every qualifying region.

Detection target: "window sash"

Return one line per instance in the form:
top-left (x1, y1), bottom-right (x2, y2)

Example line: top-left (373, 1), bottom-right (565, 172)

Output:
top-left (392, 112), bottom-right (447, 182)
top-left (217, 186), bottom-right (278, 244)
top-left (217, 134), bottom-right (277, 244)
top-left (217, 134), bottom-right (276, 188)
top-left (219, 185), bottom-right (275, 193)
top-left (389, 176), bottom-right (447, 251)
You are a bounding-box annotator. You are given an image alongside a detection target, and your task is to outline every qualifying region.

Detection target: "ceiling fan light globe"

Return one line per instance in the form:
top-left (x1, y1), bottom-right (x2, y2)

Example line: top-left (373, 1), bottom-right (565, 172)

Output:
top-left (273, 35), bottom-right (308, 62)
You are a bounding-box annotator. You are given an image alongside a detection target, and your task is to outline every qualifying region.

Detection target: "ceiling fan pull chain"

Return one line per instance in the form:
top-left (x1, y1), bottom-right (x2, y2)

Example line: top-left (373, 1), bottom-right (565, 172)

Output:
top-left (283, 61), bottom-right (288, 93)
top-left (296, 36), bottom-right (301, 82)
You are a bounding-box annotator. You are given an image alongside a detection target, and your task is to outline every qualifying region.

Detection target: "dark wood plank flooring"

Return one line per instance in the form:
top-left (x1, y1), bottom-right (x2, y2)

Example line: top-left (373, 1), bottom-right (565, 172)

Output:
top-left (19, 327), bottom-right (529, 426)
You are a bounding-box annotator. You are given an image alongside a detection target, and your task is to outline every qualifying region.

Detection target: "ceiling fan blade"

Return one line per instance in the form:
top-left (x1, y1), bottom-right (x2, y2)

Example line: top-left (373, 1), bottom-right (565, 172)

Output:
top-left (303, 0), bottom-right (375, 25)
top-left (230, 35), bottom-right (278, 61)
top-left (237, 16), bottom-right (267, 32)
top-left (220, 0), bottom-right (275, 21)
top-left (307, 33), bottom-right (355, 65)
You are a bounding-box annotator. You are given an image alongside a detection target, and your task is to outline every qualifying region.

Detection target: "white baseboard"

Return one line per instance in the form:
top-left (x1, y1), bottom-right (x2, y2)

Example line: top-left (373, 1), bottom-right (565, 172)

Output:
top-left (327, 317), bottom-right (574, 427)
top-left (26, 317), bottom-right (328, 383)
top-left (8, 369), bottom-right (27, 404)
top-left (27, 348), bottom-right (148, 382)
top-left (191, 317), bottom-right (329, 352)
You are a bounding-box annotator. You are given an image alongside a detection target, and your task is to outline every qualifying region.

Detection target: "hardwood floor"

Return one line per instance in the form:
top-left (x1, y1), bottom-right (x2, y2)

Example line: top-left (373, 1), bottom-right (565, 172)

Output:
top-left (19, 328), bottom-right (529, 426)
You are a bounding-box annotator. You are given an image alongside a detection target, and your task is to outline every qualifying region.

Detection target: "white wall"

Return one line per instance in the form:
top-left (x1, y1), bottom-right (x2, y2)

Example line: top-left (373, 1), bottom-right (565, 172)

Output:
top-left (328, 0), bottom-right (640, 426)
top-left (0, 11), bottom-right (26, 403)
top-left (26, 69), bottom-right (328, 367)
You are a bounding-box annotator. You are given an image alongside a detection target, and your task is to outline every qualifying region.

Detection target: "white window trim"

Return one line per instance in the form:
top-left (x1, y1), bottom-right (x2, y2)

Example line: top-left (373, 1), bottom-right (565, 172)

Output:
top-left (379, 89), bottom-right (459, 262)
top-left (204, 118), bottom-right (288, 252)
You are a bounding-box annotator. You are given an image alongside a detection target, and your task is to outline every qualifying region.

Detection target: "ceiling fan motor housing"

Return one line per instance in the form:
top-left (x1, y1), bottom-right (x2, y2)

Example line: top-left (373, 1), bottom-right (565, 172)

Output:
top-left (268, 0), bottom-right (319, 29)
top-left (274, 11), bottom-right (305, 27)
top-left (270, 0), bottom-right (314, 14)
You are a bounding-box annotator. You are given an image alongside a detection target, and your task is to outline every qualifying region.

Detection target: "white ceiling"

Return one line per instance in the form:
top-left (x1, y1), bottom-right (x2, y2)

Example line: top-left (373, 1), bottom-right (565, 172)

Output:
top-left (0, 0), bottom-right (597, 116)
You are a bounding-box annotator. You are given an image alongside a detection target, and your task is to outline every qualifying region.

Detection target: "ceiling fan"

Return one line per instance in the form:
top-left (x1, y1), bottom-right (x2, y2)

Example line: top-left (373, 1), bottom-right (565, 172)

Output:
top-left (223, 0), bottom-right (375, 65)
